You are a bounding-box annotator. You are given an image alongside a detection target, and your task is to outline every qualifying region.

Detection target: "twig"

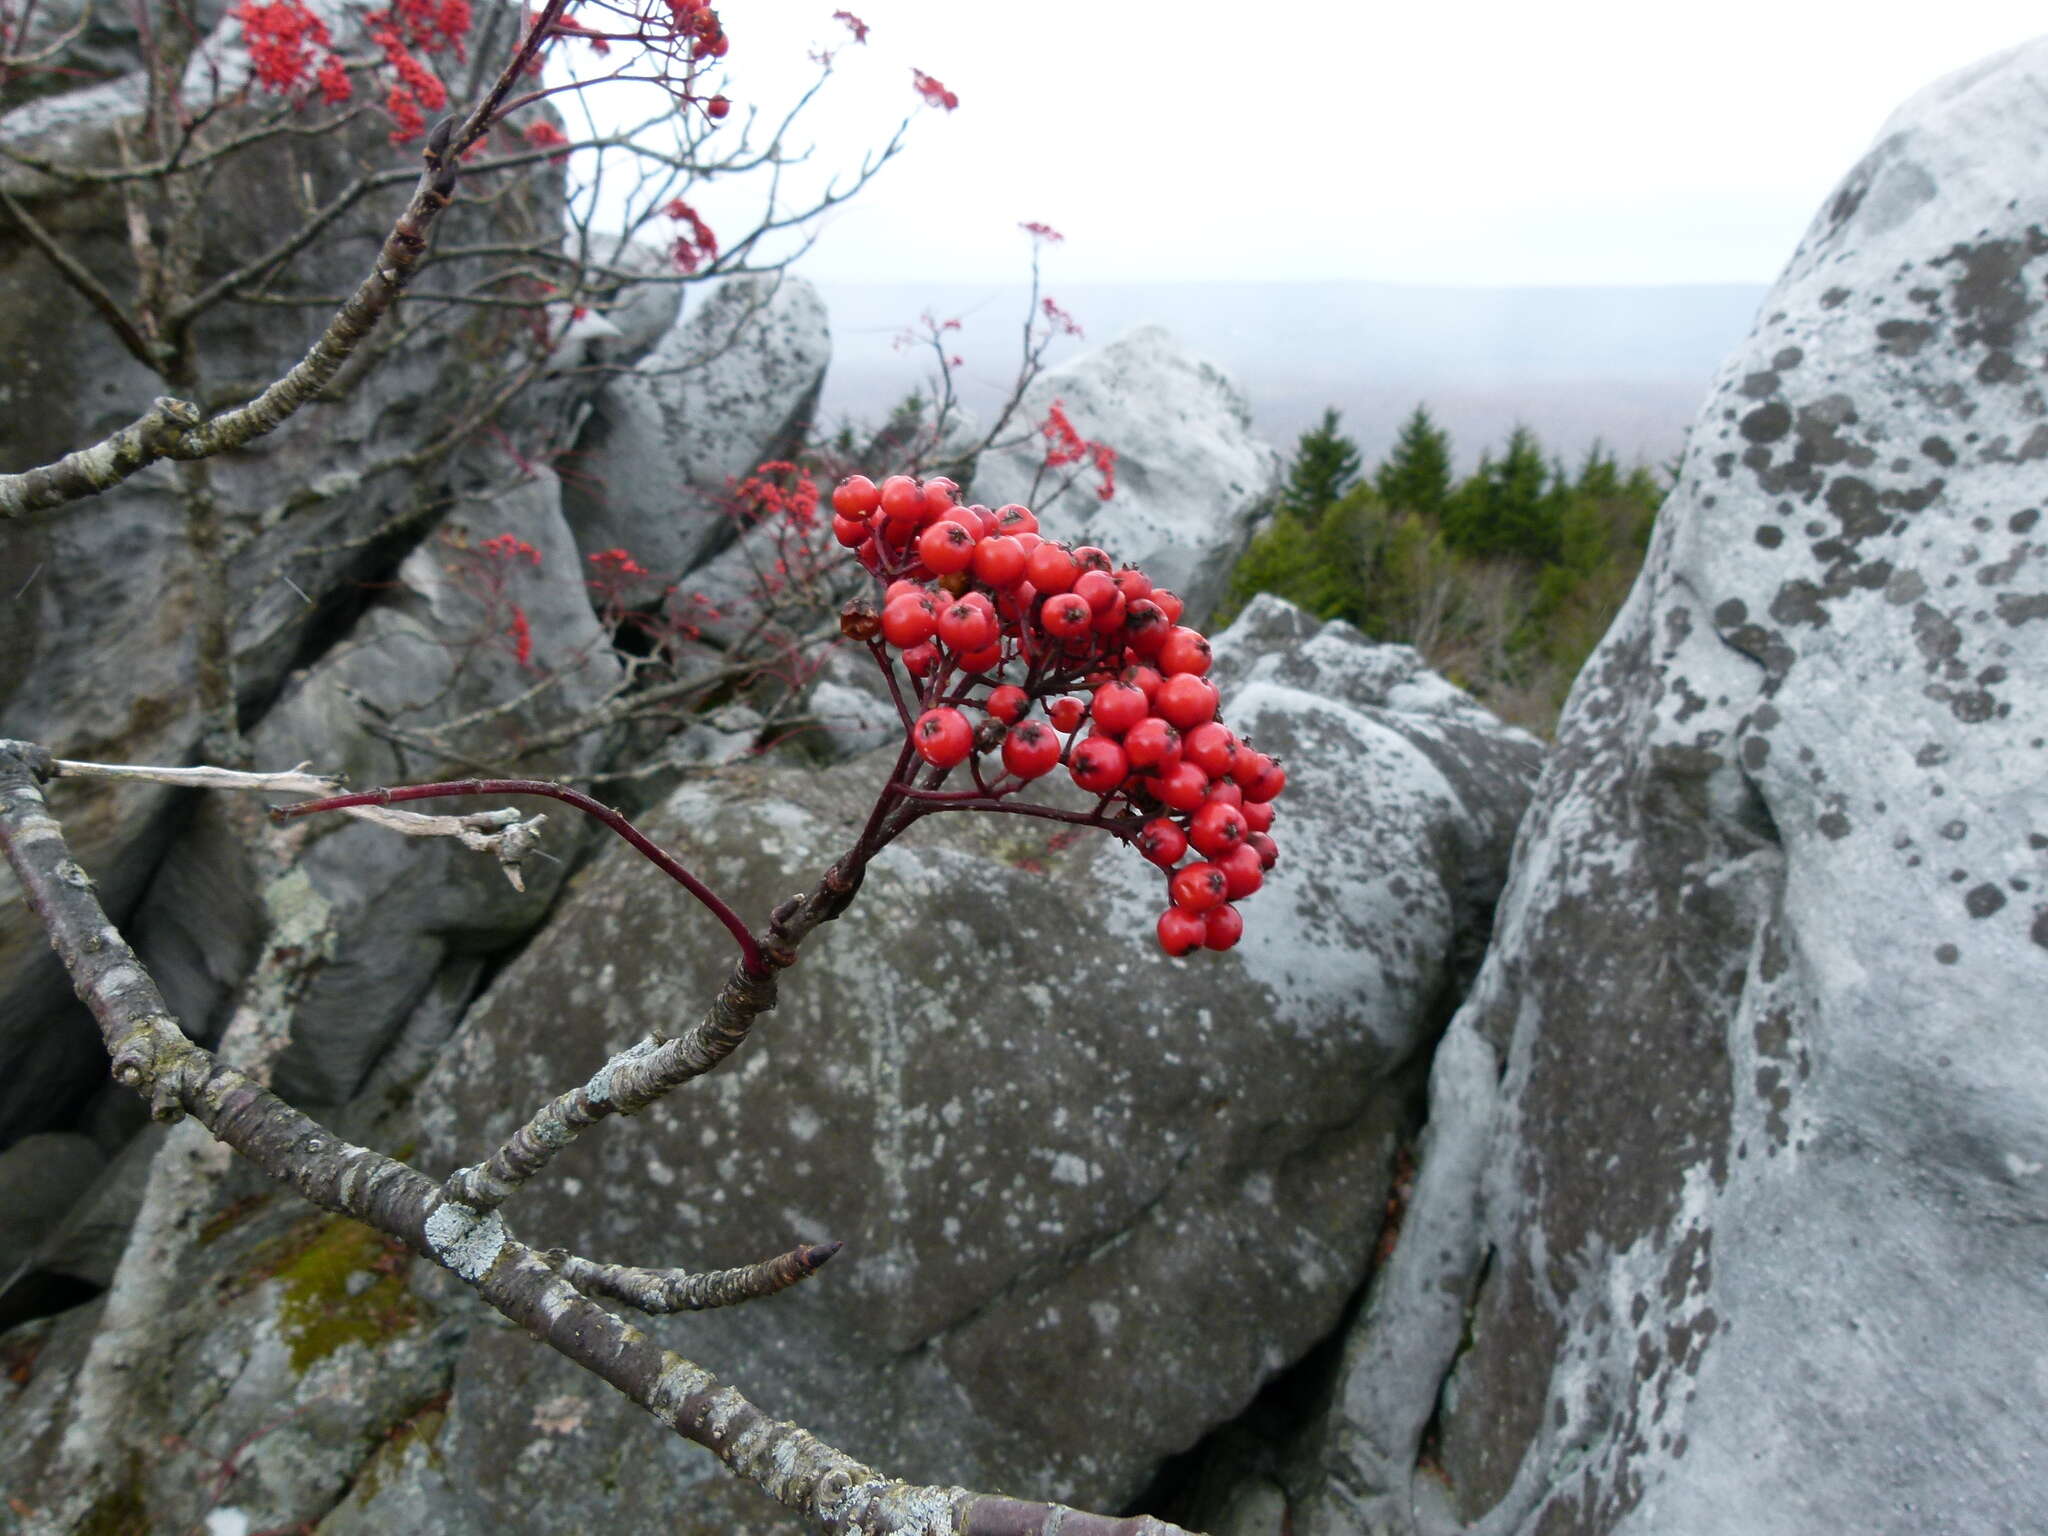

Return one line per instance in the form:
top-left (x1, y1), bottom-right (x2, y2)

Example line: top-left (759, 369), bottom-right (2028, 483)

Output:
top-left (541, 1239), bottom-right (842, 1314)
top-left (46, 757), bottom-right (547, 889)
top-left (270, 777), bottom-right (763, 974)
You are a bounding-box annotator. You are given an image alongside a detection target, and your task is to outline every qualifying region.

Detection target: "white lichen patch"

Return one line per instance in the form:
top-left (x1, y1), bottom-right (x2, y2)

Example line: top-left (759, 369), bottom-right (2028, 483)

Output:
top-left (423, 1201), bottom-right (507, 1283)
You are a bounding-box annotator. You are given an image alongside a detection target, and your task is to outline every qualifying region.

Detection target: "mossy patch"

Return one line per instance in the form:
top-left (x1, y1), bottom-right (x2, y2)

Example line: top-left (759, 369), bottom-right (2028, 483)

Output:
top-left (262, 1214), bottom-right (420, 1374)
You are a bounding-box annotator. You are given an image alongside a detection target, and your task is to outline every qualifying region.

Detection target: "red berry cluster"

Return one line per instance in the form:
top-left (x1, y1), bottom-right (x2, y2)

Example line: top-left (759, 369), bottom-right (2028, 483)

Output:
top-left (832, 473), bottom-right (1285, 956)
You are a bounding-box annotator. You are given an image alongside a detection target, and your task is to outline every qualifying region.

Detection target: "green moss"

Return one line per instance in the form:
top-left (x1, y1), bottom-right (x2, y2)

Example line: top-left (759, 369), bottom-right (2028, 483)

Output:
top-left (269, 1215), bottom-right (419, 1374)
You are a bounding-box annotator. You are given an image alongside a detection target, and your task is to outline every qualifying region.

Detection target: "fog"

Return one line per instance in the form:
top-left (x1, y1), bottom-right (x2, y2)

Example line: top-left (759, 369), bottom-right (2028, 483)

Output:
top-left (811, 280), bottom-right (1770, 472)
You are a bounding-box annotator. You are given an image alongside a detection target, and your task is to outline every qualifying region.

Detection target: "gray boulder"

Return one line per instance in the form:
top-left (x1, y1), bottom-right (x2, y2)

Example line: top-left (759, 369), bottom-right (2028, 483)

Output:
top-left (969, 326), bottom-right (1283, 626)
top-left (127, 460), bottom-right (621, 1108)
top-left (300, 595), bottom-right (1541, 1532)
top-left (562, 273), bottom-right (831, 588)
top-left (1293, 37), bottom-right (2048, 1536)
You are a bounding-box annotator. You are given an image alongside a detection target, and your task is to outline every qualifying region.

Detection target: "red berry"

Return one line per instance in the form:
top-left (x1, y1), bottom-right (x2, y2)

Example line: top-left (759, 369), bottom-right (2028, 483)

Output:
top-left (1219, 843), bottom-right (1264, 899)
top-left (1090, 681), bottom-right (1148, 736)
top-left (973, 535), bottom-right (1028, 588)
top-left (1124, 599), bottom-right (1170, 655)
top-left (832, 513), bottom-right (870, 548)
top-left (1026, 542), bottom-right (1079, 593)
top-left (922, 477), bottom-right (960, 516)
top-left (881, 592), bottom-right (939, 648)
top-left (993, 503), bottom-right (1039, 536)
top-left (1071, 545), bottom-right (1112, 574)
top-left (1120, 664), bottom-right (1163, 700)
top-left (1157, 761), bottom-right (1210, 812)
top-left (1091, 590), bottom-right (1128, 633)
top-left (1047, 696), bottom-right (1085, 734)
top-left (1137, 817), bottom-right (1187, 868)
top-left (706, 94), bottom-right (731, 118)
top-left (1002, 720), bottom-right (1061, 778)
top-left (1157, 906), bottom-right (1206, 956)
top-left (1113, 566), bottom-right (1153, 602)
top-left (1183, 721), bottom-right (1239, 779)
top-left (833, 475), bottom-right (880, 517)
top-left (957, 643), bottom-right (1004, 674)
top-left (1158, 626), bottom-right (1213, 677)
top-left (938, 600), bottom-right (999, 653)
top-left (1231, 749), bottom-right (1271, 788)
top-left (1189, 800), bottom-right (1249, 858)
top-left (1156, 674), bottom-right (1218, 731)
top-left (1169, 861), bottom-right (1228, 912)
top-left (1204, 780), bottom-right (1244, 809)
top-left (1069, 736), bottom-right (1129, 794)
top-left (1041, 592), bottom-right (1094, 640)
top-left (902, 641), bottom-right (938, 678)
top-left (1248, 831), bottom-right (1279, 869)
top-left (1073, 569), bottom-right (1119, 614)
top-left (985, 684), bottom-right (1030, 725)
top-left (913, 707), bottom-right (973, 768)
top-left (1152, 589), bottom-right (1185, 624)
top-left (883, 578), bottom-right (925, 604)
top-left (918, 521), bottom-right (978, 575)
top-left (996, 580), bottom-right (1038, 623)
top-left (1123, 715), bottom-right (1181, 770)
top-left (1201, 903), bottom-right (1244, 951)
top-left (1244, 761), bottom-right (1288, 803)
top-left (879, 474), bottom-right (923, 522)
top-left (1241, 798), bottom-right (1274, 833)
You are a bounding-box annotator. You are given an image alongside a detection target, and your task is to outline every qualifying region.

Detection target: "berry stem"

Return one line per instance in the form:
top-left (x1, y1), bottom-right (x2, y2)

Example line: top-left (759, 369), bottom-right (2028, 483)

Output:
top-left (866, 637), bottom-right (915, 729)
top-left (273, 778), bottom-right (767, 976)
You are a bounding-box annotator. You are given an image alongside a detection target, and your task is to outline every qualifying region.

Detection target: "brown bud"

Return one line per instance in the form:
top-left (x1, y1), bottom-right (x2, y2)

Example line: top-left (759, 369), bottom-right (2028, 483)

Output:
top-left (937, 570), bottom-right (971, 596)
top-left (839, 599), bottom-right (881, 642)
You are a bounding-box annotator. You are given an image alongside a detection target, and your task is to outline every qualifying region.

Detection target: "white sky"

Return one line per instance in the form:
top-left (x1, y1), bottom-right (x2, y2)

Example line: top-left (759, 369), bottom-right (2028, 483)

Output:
top-left (635, 0), bottom-right (2048, 288)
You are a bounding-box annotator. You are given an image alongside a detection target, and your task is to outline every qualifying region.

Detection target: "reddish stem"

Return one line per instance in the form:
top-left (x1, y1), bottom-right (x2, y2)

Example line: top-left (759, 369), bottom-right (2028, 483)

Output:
top-left (273, 779), bottom-right (766, 976)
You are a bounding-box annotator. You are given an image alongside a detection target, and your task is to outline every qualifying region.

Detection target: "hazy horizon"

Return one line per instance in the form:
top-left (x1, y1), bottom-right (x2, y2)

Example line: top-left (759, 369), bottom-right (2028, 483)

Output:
top-left (810, 278), bottom-right (1772, 476)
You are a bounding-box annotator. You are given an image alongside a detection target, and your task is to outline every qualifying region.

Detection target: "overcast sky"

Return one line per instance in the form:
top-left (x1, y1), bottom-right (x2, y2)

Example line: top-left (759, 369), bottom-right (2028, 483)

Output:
top-left (652, 1), bottom-right (2047, 288)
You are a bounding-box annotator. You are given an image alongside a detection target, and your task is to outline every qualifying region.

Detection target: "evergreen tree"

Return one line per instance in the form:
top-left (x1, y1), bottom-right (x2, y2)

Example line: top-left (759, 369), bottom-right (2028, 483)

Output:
top-left (1374, 404), bottom-right (1453, 516)
top-left (1279, 408), bottom-right (1363, 520)
top-left (1574, 439), bottom-right (1621, 502)
top-left (1442, 425), bottom-right (1560, 562)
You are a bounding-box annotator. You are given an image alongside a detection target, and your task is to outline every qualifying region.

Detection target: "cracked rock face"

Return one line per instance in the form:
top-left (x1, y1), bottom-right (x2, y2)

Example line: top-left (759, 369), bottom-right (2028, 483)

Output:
top-left (309, 596), bottom-right (1536, 1532)
top-left (1296, 39), bottom-right (2048, 1536)
top-left (560, 273), bottom-right (830, 589)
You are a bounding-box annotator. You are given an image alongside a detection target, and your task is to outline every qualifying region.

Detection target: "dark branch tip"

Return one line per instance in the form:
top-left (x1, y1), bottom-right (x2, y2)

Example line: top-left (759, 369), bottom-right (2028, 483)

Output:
top-left (800, 1240), bottom-right (844, 1270)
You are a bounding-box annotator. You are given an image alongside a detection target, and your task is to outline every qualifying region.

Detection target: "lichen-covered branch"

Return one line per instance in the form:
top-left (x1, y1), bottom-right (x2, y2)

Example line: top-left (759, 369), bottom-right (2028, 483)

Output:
top-left (543, 1239), bottom-right (843, 1313)
top-left (0, 739), bottom-right (1203, 1536)
top-left (440, 955), bottom-right (781, 1209)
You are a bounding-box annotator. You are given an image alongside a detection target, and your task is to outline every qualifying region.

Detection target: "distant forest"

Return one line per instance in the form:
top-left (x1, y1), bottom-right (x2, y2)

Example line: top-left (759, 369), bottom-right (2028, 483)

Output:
top-left (1222, 407), bottom-right (1665, 733)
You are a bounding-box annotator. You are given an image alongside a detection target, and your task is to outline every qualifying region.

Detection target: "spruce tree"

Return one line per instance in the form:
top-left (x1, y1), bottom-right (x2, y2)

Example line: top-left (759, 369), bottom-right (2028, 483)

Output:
top-left (1443, 425), bottom-right (1560, 562)
top-left (1279, 408), bottom-right (1363, 520)
top-left (1374, 404), bottom-right (1453, 516)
